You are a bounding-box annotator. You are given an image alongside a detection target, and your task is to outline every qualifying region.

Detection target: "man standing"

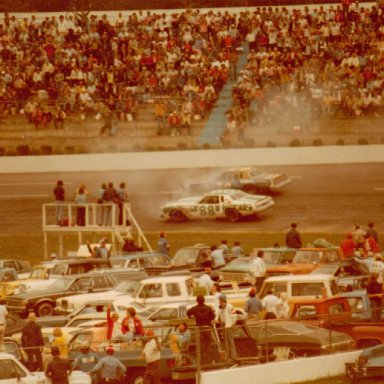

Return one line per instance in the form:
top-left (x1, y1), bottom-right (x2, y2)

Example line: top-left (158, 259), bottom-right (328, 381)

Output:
top-left (72, 342), bottom-right (99, 384)
top-left (89, 345), bottom-right (126, 384)
top-left (157, 232), bottom-right (170, 255)
top-left (215, 294), bottom-right (237, 361)
top-left (367, 273), bottom-right (383, 322)
top-left (117, 182), bottom-right (129, 225)
top-left (94, 238), bottom-right (111, 259)
top-left (285, 223), bottom-right (302, 249)
top-left (141, 329), bottom-right (162, 384)
top-left (210, 245), bottom-right (225, 268)
top-left (244, 287), bottom-right (262, 320)
top-left (102, 182), bottom-right (117, 226)
top-left (249, 250), bottom-right (266, 292)
top-left (53, 180), bottom-right (65, 225)
top-left (21, 312), bottom-right (44, 371)
top-left (262, 289), bottom-right (279, 319)
top-left (0, 303), bottom-right (7, 350)
top-left (187, 295), bottom-right (215, 365)
top-left (366, 222), bottom-right (379, 243)
top-left (45, 346), bottom-right (72, 384)
top-left (198, 268), bottom-right (214, 295)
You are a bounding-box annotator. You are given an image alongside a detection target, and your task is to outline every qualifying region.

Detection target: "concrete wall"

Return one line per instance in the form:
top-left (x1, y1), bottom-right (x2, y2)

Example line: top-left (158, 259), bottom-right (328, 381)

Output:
top-left (1, 145), bottom-right (383, 173)
top-left (200, 350), bottom-right (361, 384)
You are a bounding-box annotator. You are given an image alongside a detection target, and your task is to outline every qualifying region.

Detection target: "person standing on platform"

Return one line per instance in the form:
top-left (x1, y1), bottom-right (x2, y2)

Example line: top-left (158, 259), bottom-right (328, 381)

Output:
top-left (53, 180), bottom-right (65, 225)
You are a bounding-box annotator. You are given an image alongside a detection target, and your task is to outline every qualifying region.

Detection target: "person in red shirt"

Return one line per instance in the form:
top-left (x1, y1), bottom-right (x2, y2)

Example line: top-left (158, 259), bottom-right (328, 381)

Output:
top-left (340, 233), bottom-right (356, 258)
top-left (121, 307), bottom-right (144, 341)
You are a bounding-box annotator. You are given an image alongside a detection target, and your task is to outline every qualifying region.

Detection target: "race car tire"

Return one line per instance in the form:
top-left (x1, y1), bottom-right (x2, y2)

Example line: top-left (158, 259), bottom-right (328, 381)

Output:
top-left (225, 208), bottom-right (241, 222)
top-left (170, 209), bottom-right (187, 222)
top-left (35, 301), bottom-right (54, 317)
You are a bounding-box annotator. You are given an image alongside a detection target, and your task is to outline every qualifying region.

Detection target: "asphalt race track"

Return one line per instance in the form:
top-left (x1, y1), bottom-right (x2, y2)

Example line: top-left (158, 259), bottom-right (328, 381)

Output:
top-left (0, 162), bottom-right (383, 236)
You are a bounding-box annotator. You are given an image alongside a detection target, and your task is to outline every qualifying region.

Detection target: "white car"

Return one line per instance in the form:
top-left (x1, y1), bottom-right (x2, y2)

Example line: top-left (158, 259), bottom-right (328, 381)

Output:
top-left (0, 352), bottom-right (90, 384)
top-left (161, 189), bottom-right (274, 222)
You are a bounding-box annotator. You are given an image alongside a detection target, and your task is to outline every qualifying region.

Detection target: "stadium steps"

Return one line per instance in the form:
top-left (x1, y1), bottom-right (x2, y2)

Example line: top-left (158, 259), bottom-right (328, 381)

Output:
top-left (198, 43), bottom-right (250, 146)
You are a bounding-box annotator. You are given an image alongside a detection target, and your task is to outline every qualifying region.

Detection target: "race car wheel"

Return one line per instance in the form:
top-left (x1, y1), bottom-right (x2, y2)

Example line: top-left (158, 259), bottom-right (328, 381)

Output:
top-left (170, 209), bottom-right (187, 222)
top-left (242, 184), bottom-right (261, 195)
top-left (35, 301), bottom-right (54, 317)
top-left (225, 208), bottom-right (241, 222)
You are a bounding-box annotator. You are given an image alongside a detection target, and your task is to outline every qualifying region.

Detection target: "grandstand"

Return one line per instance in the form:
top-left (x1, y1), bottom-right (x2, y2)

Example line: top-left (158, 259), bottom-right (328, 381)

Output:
top-left (0, 1), bottom-right (383, 155)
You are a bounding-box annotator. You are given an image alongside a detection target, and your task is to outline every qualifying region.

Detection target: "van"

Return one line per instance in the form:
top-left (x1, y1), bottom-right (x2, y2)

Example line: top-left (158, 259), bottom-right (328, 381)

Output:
top-left (258, 274), bottom-right (339, 302)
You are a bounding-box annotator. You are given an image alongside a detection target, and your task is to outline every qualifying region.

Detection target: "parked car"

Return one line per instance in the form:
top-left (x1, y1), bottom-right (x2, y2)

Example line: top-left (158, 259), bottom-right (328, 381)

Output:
top-left (0, 259), bottom-right (31, 279)
top-left (110, 253), bottom-right (171, 275)
top-left (55, 269), bottom-right (147, 313)
top-left (186, 167), bottom-right (291, 195)
top-left (346, 344), bottom-right (384, 383)
top-left (258, 274), bottom-right (340, 301)
top-left (6, 269), bottom-right (136, 317)
top-left (311, 258), bottom-right (370, 291)
top-left (219, 247), bottom-right (297, 285)
top-left (161, 189), bottom-right (274, 223)
top-left (267, 246), bottom-right (345, 276)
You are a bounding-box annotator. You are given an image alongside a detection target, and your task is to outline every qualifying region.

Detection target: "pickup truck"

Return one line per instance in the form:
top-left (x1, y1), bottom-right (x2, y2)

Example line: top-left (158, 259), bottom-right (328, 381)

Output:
top-left (288, 294), bottom-right (384, 349)
top-left (0, 352), bottom-right (90, 384)
top-left (67, 326), bottom-right (175, 384)
top-left (113, 275), bottom-right (248, 310)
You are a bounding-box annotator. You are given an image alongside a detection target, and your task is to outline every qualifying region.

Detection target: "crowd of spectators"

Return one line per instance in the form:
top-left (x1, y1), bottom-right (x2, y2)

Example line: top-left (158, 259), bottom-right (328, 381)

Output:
top-left (0, 9), bottom-right (241, 135)
top-left (0, 3), bottom-right (383, 141)
top-left (226, 2), bottom-right (384, 142)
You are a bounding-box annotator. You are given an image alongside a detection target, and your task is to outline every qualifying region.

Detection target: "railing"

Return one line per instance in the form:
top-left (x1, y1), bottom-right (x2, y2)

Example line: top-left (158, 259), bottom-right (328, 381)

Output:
top-left (42, 202), bottom-right (130, 227)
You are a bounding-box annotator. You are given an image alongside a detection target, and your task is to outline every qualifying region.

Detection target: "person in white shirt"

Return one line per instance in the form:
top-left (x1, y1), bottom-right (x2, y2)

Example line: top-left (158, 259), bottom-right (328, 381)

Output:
top-left (262, 290), bottom-right (279, 319)
top-left (274, 292), bottom-right (289, 319)
top-left (141, 329), bottom-right (161, 384)
top-left (198, 268), bottom-right (214, 295)
top-left (210, 245), bottom-right (225, 268)
top-left (215, 294), bottom-right (237, 360)
top-left (249, 250), bottom-right (266, 292)
top-left (0, 304), bottom-right (7, 350)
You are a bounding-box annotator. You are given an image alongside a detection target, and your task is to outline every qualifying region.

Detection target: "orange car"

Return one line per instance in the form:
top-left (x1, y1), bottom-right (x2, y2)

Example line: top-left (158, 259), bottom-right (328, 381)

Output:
top-left (267, 247), bottom-right (344, 276)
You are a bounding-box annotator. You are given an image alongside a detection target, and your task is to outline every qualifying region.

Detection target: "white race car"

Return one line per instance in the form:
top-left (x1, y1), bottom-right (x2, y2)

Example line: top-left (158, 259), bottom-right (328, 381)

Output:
top-left (160, 189), bottom-right (274, 222)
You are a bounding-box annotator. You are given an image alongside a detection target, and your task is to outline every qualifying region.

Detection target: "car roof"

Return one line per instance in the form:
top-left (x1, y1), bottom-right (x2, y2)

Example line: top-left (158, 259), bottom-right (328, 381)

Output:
top-left (208, 189), bottom-right (241, 194)
top-left (140, 275), bottom-right (192, 284)
top-left (258, 247), bottom-right (297, 252)
top-left (111, 253), bottom-right (170, 260)
top-left (265, 274), bottom-right (336, 282)
top-left (51, 258), bottom-right (110, 265)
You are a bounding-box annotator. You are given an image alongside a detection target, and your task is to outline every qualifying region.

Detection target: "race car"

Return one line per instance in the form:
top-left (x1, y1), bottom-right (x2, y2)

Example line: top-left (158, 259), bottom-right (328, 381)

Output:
top-left (186, 167), bottom-right (291, 195)
top-left (160, 189), bottom-right (274, 222)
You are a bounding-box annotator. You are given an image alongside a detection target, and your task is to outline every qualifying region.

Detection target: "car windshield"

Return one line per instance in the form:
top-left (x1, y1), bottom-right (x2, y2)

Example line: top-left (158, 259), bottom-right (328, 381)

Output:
top-left (143, 255), bottom-right (171, 266)
top-left (262, 252), bottom-right (282, 264)
top-left (226, 258), bottom-right (250, 267)
top-left (110, 273), bottom-right (140, 285)
top-left (30, 267), bottom-right (48, 279)
top-left (293, 251), bottom-right (322, 264)
top-left (229, 191), bottom-right (247, 200)
top-left (115, 280), bottom-right (140, 294)
top-left (46, 277), bottom-right (74, 291)
top-left (50, 264), bottom-right (68, 276)
top-left (172, 249), bottom-right (199, 265)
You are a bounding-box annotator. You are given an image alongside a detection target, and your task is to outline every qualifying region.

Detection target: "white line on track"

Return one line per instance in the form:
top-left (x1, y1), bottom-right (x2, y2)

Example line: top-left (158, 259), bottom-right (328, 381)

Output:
top-left (0, 182), bottom-right (73, 186)
top-left (0, 194), bottom-right (50, 198)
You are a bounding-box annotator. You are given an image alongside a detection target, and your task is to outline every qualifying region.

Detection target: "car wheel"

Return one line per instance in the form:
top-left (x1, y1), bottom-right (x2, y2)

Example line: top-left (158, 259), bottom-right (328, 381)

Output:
top-left (242, 184), bottom-right (261, 195)
top-left (35, 302), bottom-right (54, 317)
top-left (225, 208), bottom-right (241, 222)
top-left (170, 209), bottom-right (187, 223)
top-left (126, 369), bottom-right (145, 384)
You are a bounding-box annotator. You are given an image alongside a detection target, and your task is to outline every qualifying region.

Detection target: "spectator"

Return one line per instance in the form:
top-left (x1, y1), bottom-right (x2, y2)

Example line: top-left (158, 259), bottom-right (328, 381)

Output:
top-left (141, 330), bottom-right (162, 384)
top-left (51, 327), bottom-right (68, 358)
top-left (93, 238), bottom-right (111, 259)
top-left (218, 240), bottom-right (230, 260)
top-left (121, 306), bottom-right (145, 341)
top-left (75, 186), bottom-right (87, 226)
top-left (45, 346), bottom-right (72, 384)
top-left (198, 267), bottom-right (214, 295)
top-left (285, 223), bottom-right (302, 249)
top-left (102, 182), bottom-right (117, 226)
top-left (353, 224), bottom-right (366, 250)
top-left (116, 182), bottom-right (129, 225)
top-left (72, 342), bottom-right (99, 384)
top-left (249, 250), bottom-right (266, 293)
top-left (53, 180), bottom-right (65, 226)
top-left (210, 245), bottom-right (225, 268)
top-left (53, 105), bottom-right (66, 129)
top-left (340, 233), bottom-right (356, 258)
top-left (122, 238), bottom-right (143, 253)
top-left (372, 255), bottom-right (384, 285)
top-left (274, 292), bottom-right (289, 319)
top-left (366, 273), bottom-right (383, 322)
top-left (106, 305), bottom-right (122, 342)
top-left (244, 287), bottom-right (262, 320)
top-left (187, 295), bottom-right (215, 365)
top-left (366, 222), bottom-right (379, 244)
top-left (231, 241), bottom-right (245, 258)
top-left (157, 232), bottom-right (170, 255)
top-left (21, 312), bottom-right (44, 372)
top-left (170, 322), bottom-right (191, 366)
top-left (262, 289), bottom-right (279, 320)
top-left (363, 232), bottom-right (380, 257)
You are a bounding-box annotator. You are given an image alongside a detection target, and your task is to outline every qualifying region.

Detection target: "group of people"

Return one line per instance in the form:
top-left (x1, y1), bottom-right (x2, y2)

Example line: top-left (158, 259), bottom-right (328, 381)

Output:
top-left (340, 222), bottom-right (380, 258)
top-left (53, 179), bottom-right (129, 227)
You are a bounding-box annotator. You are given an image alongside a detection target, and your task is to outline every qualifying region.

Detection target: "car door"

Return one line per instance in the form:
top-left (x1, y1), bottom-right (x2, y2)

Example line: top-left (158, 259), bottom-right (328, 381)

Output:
top-left (191, 195), bottom-right (222, 219)
top-left (0, 358), bottom-right (30, 383)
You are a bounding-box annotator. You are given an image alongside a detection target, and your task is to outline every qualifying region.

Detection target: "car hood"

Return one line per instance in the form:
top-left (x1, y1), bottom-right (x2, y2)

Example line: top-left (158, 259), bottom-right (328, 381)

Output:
top-left (268, 263), bottom-right (318, 274)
